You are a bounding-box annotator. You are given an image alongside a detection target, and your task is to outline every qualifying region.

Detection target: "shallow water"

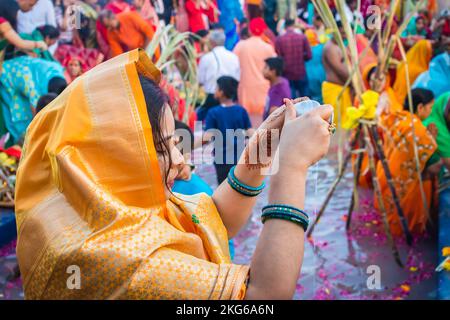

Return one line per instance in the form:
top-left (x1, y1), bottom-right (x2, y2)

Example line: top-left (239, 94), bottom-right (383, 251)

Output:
top-left (0, 148), bottom-right (438, 300)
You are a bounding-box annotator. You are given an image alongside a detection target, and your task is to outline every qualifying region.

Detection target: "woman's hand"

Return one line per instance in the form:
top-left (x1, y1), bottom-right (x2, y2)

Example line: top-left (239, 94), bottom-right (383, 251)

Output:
top-left (277, 99), bottom-right (333, 172)
top-left (35, 41), bottom-right (48, 51)
top-left (240, 97), bottom-right (309, 170)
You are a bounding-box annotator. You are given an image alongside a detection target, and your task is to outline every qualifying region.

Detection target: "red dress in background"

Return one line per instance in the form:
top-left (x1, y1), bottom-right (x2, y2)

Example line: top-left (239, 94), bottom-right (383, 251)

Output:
top-left (185, 0), bottom-right (218, 33)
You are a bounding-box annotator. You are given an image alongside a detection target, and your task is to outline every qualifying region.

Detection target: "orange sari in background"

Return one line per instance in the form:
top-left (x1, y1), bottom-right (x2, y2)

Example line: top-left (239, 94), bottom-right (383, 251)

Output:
top-left (393, 39), bottom-right (432, 106)
top-left (375, 110), bottom-right (436, 236)
top-left (15, 49), bottom-right (248, 299)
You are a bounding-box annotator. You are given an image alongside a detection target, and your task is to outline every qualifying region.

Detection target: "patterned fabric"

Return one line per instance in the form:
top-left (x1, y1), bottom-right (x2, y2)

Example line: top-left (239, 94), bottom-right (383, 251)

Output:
top-left (0, 56), bottom-right (64, 143)
top-left (376, 110), bottom-right (437, 236)
top-left (15, 49), bottom-right (249, 300)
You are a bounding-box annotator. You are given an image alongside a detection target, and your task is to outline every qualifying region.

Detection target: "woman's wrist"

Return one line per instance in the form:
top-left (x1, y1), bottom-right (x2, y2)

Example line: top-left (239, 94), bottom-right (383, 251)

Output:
top-left (269, 167), bottom-right (307, 207)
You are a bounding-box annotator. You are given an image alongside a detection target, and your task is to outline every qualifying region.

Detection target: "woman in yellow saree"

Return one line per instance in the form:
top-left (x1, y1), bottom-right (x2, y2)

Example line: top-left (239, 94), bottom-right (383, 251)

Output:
top-left (15, 49), bottom-right (333, 299)
top-left (393, 39), bottom-right (432, 107)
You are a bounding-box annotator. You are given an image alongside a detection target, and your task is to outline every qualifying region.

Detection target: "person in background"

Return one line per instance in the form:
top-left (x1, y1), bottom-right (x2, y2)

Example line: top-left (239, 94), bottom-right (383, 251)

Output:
top-left (233, 17), bottom-right (276, 126)
top-left (185, 0), bottom-right (219, 33)
top-left (413, 51), bottom-right (450, 99)
top-left (63, 56), bottom-right (85, 83)
top-left (0, 0), bottom-right (37, 30)
top-left (275, 18), bottom-right (312, 98)
top-left (35, 92), bottom-right (58, 114)
top-left (376, 88), bottom-right (439, 236)
top-left (246, 0), bottom-right (262, 20)
top-left (0, 17), bottom-right (47, 54)
top-left (99, 9), bottom-right (158, 58)
top-left (262, 57), bottom-right (291, 120)
top-left (423, 92), bottom-right (450, 172)
top-left (393, 40), bottom-right (432, 107)
top-left (263, 0), bottom-right (277, 35)
top-left (13, 25), bottom-right (59, 60)
top-left (17, 0), bottom-right (56, 34)
top-left (96, 0), bottom-right (133, 57)
top-left (133, 0), bottom-right (160, 30)
top-left (217, 0), bottom-right (244, 50)
top-left (196, 76), bottom-right (253, 184)
top-left (304, 28), bottom-right (326, 103)
top-left (322, 21), bottom-right (352, 126)
top-left (197, 29), bottom-right (240, 122)
top-left (0, 55), bottom-right (66, 143)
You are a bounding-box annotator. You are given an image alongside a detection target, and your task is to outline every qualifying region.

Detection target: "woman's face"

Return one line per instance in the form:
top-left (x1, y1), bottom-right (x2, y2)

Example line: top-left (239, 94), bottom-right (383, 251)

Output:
top-left (155, 104), bottom-right (185, 199)
top-left (68, 59), bottom-right (83, 77)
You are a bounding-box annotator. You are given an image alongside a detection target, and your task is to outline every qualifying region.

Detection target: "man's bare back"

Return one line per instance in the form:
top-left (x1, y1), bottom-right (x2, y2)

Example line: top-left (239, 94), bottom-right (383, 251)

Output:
top-left (322, 40), bottom-right (350, 86)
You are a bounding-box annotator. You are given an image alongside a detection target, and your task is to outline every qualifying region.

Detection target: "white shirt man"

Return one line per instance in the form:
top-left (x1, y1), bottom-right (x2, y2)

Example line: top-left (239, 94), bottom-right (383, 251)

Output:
top-left (17, 0), bottom-right (57, 33)
top-left (198, 34), bottom-right (241, 95)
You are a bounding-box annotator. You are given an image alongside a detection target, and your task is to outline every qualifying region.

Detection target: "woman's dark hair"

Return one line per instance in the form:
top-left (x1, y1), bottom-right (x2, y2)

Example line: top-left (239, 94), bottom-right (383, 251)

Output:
top-left (36, 93), bottom-right (58, 114)
top-left (138, 74), bottom-right (172, 186)
top-left (265, 57), bottom-right (284, 76)
top-left (216, 76), bottom-right (239, 101)
top-left (37, 25), bottom-right (60, 39)
top-left (404, 88), bottom-right (434, 113)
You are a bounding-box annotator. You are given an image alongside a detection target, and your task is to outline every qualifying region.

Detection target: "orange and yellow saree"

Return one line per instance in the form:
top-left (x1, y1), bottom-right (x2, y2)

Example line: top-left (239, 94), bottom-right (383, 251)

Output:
top-left (393, 39), bottom-right (432, 107)
top-left (14, 49), bottom-right (249, 299)
top-left (375, 110), bottom-right (436, 236)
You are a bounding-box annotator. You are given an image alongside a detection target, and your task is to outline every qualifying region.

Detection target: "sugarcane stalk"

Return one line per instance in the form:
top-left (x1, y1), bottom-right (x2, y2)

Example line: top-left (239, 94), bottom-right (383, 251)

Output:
top-left (396, 37), bottom-right (430, 223)
top-left (362, 124), bottom-right (403, 267)
top-left (347, 128), bottom-right (364, 231)
top-left (368, 123), bottom-right (413, 245)
top-left (307, 126), bottom-right (362, 237)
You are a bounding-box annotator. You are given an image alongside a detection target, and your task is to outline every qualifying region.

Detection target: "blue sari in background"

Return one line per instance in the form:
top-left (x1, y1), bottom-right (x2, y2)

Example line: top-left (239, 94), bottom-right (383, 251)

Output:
top-left (305, 44), bottom-right (326, 103)
top-left (0, 56), bottom-right (64, 143)
top-left (217, 0), bottom-right (244, 50)
top-left (413, 52), bottom-right (450, 100)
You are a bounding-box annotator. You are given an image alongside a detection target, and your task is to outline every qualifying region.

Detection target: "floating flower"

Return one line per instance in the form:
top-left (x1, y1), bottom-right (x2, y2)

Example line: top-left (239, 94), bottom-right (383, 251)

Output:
top-left (400, 284), bottom-right (410, 293)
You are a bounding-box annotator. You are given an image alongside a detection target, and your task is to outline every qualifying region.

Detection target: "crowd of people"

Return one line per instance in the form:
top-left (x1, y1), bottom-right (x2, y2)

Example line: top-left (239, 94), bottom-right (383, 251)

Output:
top-left (0, 0), bottom-right (449, 299)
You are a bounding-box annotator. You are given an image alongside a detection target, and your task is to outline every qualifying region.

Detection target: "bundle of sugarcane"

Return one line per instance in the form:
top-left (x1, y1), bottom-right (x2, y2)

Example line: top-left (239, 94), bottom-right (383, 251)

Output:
top-left (308, 0), bottom-right (428, 266)
top-left (146, 24), bottom-right (204, 124)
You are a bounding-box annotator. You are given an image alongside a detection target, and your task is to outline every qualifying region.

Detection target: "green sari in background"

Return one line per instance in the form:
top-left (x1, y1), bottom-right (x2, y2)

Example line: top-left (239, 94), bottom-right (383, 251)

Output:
top-left (18, 29), bottom-right (55, 61)
top-left (423, 92), bottom-right (450, 162)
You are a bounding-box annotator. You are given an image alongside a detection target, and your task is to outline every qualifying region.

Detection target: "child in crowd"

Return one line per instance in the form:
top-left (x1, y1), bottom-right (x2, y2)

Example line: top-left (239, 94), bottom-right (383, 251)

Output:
top-left (196, 76), bottom-right (253, 184)
top-left (262, 57), bottom-right (292, 120)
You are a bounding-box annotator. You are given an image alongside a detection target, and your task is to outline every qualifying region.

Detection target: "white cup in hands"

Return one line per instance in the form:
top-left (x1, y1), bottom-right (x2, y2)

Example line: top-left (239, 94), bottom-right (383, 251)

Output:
top-left (277, 98), bottom-right (333, 172)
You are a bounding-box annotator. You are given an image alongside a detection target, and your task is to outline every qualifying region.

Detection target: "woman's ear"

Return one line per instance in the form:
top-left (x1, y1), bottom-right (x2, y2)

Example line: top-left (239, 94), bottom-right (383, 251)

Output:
top-left (417, 103), bottom-right (424, 115)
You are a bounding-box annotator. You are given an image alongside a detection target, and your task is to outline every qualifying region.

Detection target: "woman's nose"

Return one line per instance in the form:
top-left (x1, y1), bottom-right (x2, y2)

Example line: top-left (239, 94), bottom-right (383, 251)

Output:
top-left (171, 146), bottom-right (185, 167)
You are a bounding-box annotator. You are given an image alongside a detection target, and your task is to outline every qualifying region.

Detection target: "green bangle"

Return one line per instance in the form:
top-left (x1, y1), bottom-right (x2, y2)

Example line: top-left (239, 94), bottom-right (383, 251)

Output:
top-left (262, 204), bottom-right (309, 221)
top-left (261, 213), bottom-right (309, 232)
top-left (262, 210), bottom-right (309, 224)
top-left (227, 165), bottom-right (265, 197)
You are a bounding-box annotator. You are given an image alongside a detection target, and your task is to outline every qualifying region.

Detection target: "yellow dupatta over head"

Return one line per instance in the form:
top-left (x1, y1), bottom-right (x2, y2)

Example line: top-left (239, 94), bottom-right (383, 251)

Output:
top-left (15, 49), bottom-right (249, 300)
top-left (393, 40), bottom-right (432, 106)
